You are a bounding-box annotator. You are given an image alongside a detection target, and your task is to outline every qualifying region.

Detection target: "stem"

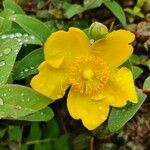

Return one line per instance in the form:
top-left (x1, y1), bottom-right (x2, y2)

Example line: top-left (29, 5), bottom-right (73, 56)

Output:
top-left (25, 138), bottom-right (57, 145)
top-left (90, 136), bottom-right (94, 150)
top-left (141, 89), bottom-right (150, 94)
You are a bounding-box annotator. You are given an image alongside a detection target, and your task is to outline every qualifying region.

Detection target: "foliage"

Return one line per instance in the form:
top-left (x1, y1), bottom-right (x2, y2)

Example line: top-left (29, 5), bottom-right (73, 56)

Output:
top-left (0, 0), bottom-right (149, 149)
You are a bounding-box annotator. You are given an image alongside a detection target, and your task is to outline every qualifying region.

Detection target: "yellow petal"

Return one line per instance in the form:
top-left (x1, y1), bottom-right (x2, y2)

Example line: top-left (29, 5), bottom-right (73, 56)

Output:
top-left (91, 30), bottom-right (135, 67)
top-left (46, 56), bottom-right (64, 68)
top-left (67, 88), bottom-right (110, 130)
top-left (30, 61), bottom-right (69, 100)
top-left (101, 67), bottom-right (137, 107)
top-left (44, 27), bottom-right (91, 64)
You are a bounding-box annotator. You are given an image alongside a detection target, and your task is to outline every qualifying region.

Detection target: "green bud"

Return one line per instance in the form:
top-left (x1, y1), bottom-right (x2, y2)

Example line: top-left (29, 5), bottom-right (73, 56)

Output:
top-left (89, 22), bottom-right (108, 40)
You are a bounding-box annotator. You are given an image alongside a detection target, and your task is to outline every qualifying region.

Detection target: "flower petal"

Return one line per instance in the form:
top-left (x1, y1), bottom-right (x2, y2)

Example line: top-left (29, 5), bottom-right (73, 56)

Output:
top-left (30, 61), bottom-right (69, 100)
top-left (91, 30), bottom-right (135, 67)
top-left (67, 88), bottom-right (110, 130)
top-left (101, 67), bottom-right (137, 107)
top-left (44, 27), bottom-right (91, 67)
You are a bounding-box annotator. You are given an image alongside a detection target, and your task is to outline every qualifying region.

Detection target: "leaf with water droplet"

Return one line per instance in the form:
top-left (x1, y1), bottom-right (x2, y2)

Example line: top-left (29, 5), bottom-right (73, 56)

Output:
top-left (18, 107), bottom-right (54, 121)
top-left (0, 84), bottom-right (53, 119)
top-left (3, 0), bottom-right (25, 14)
top-left (108, 90), bottom-right (147, 132)
top-left (14, 48), bottom-right (44, 80)
top-left (0, 17), bottom-right (12, 33)
top-left (0, 39), bottom-right (21, 85)
top-left (12, 14), bottom-right (51, 43)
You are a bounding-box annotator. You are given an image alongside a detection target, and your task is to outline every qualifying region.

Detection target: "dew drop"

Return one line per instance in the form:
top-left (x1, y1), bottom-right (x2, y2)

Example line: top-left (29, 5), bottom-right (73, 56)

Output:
top-left (90, 39), bottom-right (94, 44)
top-left (0, 60), bottom-right (5, 66)
top-left (10, 15), bottom-right (16, 21)
top-left (0, 98), bottom-right (4, 105)
top-left (3, 93), bottom-right (6, 97)
top-left (24, 68), bottom-right (29, 72)
top-left (15, 105), bottom-right (22, 110)
top-left (9, 34), bottom-right (15, 39)
top-left (24, 34), bottom-right (28, 37)
top-left (30, 36), bottom-right (35, 39)
top-left (3, 48), bottom-right (11, 55)
top-left (15, 33), bottom-right (22, 37)
top-left (40, 112), bottom-right (44, 115)
top-left (21, 93), bottom-right (24, 96)
top-left (30, 66), bottom-right (35, 70)
top-left (17, 39), bottom-right (22, 42)
top-left (1, 35), bottom-right (7, 39)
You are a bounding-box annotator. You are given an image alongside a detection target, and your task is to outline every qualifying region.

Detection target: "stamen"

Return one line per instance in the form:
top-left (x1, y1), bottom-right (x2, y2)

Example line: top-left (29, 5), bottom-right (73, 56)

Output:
top-left (69, 56), bottom-right (110, 95)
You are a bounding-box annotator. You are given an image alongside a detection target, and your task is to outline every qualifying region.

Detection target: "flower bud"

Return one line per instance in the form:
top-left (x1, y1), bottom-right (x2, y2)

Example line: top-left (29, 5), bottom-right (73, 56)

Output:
top-left (89, 22), bottom-right (108, 40)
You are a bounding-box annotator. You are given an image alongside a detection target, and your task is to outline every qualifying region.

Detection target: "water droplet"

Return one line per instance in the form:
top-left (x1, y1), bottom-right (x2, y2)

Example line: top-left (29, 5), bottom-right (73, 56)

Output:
top-left (15, 33), bottom-right (22, 37)
top-left (21, 99), bottom-right (25, 102)
top-left (1, 35), bottom-right (7, 39)
top-left (27, 98), bottom-right (30, 101)
top-left (24, 34), bottom-right (28, 37)
top-left (21, 93), bottom-right (24, 96)
top-left (30, 66), bottom-right (35, 70)
top-left (0, 98), bottom-right (4, 105)
top-left (3, 48), bottom-right (11, 55)
top-left (0, 60), bottom-right (5, 66)
top-left (9, 34), bottom-right (15, 39)
top-left (90, 39), bottom-right (94, 44)
top-left (17, 39), bottom-right (22, 42)
top-left (40, 112), bottom-right (44, 115)
top-left (99, 106), bottom-right (103, 110)
top-left (24, 39), bottom-right (28, 42)
top-left (3, 93), bottom-right (6, 97)
top-left (15, 105), bottom-right (21, 110)
top-left (0, 53), bottom-right (3, 57)
top-left (24, 68), bottom-right (29, 72)
top-left (30, 36), bottom-right (35, 39)
top-left (10, 15), bottom-right (16, 21)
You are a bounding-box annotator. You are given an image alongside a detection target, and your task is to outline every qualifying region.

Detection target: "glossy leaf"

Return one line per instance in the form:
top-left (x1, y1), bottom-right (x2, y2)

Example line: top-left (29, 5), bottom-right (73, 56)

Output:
top-left (0, 84), bottom-right (52, 119)
top-left (19, 107), bottom-right (54, 122)
top-left (14, 48), bottom-right (44, 80)
top-left (3, 0), bottom-right (25, 14)
top-left (108, 90), bottom-right (147, 132)
top-left (103, 0), bottom-right (126, 26)
top-left (143, 76), bottom-right (150, 90)
top-left (12, 14), bottom-right (51, 43)
top-left (0, 39), bottom-right (21, 85)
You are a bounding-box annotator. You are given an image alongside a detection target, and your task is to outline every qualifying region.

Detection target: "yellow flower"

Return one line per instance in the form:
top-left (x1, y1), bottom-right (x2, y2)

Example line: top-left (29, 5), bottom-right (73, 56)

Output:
top-left (31, 28), bottom-right (137, 130)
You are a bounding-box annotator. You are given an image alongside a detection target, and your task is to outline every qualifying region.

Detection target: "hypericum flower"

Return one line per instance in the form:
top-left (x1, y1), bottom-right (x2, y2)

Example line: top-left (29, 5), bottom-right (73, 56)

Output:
top-left (31, 27), bottom-right (137, 130)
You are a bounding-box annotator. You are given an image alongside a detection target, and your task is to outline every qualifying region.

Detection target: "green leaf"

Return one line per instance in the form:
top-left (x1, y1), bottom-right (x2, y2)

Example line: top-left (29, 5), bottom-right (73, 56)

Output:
top-left (84, 0), bottom-right (103, 9)
top-left (0, 84), bottom-right (52, 119)
top-left (43, 119), bottom-right (60, 139)
top-left (143, 76), bottom-right (150, 90)
top-left (28, 123), bottom-right (41, 140)
top-left (0, 39), bottom-right (21, 85)
top-left (8, 126), bottom-right (22, 141)
top-left (19, 107), bottom-right (54, 122)
top-left (0, 17), bottom-right (12, 33)
top-left (132, 66), bottom-right (143, 79)
top-left (54, 134), bottom-right (70, 150)
top-left (108, 90), bottom-right (147, 132)
top-left (65, 4), bottom-right (84, 18)
top-left (103, 1), bottom-right (126, 26)
top-left (3, 0), bottom-right (25, 14)
top-left (14, 48), bottom-right (44, 80)
top-left (12, 14), bottom-right (51, 43)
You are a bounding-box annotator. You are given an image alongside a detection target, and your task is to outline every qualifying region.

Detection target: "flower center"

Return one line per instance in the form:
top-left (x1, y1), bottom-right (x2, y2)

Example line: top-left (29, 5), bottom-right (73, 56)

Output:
top-left (69, 56), bottom-right (110, 95)
top-left (83, 69), bottom-right (94, 80)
